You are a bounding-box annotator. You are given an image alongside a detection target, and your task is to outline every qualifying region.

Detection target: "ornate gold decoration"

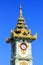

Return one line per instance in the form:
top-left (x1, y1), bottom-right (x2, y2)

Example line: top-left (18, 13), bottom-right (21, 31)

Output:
top-left (10, 29), bottom-right (37, 40)
top-left (21, 50), bottom-right (27, 54)
top-left (6, 4), bottom-right (37, 43)
top-left (19, 61), bottom-right (28, 65)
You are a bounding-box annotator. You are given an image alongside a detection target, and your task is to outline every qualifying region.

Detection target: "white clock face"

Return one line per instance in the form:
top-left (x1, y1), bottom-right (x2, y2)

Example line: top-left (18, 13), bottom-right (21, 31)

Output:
top-left (21, 44), bottom-right (26, 49)
top-left (20, 43), bottom-right (27, 50)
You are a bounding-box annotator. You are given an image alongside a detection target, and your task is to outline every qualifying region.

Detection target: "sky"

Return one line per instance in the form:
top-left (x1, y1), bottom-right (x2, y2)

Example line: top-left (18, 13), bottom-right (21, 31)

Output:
top-left (0, 0), bottom-right (43, 65)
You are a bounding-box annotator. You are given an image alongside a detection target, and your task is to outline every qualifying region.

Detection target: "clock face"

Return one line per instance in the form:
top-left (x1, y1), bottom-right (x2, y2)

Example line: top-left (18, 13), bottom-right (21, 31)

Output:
top-left (20, 43), bottom-right (27, 50)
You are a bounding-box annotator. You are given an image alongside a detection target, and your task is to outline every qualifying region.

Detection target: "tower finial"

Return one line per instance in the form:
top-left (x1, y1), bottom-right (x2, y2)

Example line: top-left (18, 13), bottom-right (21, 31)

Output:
top-left (20, 3), bottom-right (23, 17)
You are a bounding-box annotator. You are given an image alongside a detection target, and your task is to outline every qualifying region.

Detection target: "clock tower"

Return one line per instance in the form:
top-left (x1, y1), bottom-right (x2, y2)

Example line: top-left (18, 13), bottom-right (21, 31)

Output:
top-left (6, 5), bottom-right (37, 65)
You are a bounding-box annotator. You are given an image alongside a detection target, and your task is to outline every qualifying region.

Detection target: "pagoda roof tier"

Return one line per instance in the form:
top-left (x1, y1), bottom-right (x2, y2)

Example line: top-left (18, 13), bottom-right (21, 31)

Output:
top-left (16, 24), bottom-right (27, 27)
top-left (16, 25), bottom-right (27, 28)
top-left (17, 21), bottom-right (26, 24)
top-left (11, 28), bottom-right (37, 41)
top-left (18, 17), bottom-right (25, 21)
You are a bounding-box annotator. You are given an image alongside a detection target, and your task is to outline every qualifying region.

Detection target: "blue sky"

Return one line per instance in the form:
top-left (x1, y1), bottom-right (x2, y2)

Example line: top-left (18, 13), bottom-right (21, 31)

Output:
top-left (0, 0), bottom-right (43, 65)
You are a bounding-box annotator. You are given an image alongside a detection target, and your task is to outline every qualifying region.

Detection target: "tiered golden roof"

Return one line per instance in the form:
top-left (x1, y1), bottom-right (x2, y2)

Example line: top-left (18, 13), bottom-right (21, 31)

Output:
top-left (6, 5), bottom-right (37, 43)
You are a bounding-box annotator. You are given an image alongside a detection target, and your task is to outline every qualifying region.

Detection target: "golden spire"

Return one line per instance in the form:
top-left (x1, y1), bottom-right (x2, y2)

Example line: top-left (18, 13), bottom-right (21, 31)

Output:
top-left (18, 4), bottom-right (25, 21)
top-left (6, 4), bottom-right (37, 43)
top-left (20, 4), bottom-right (23, 17)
